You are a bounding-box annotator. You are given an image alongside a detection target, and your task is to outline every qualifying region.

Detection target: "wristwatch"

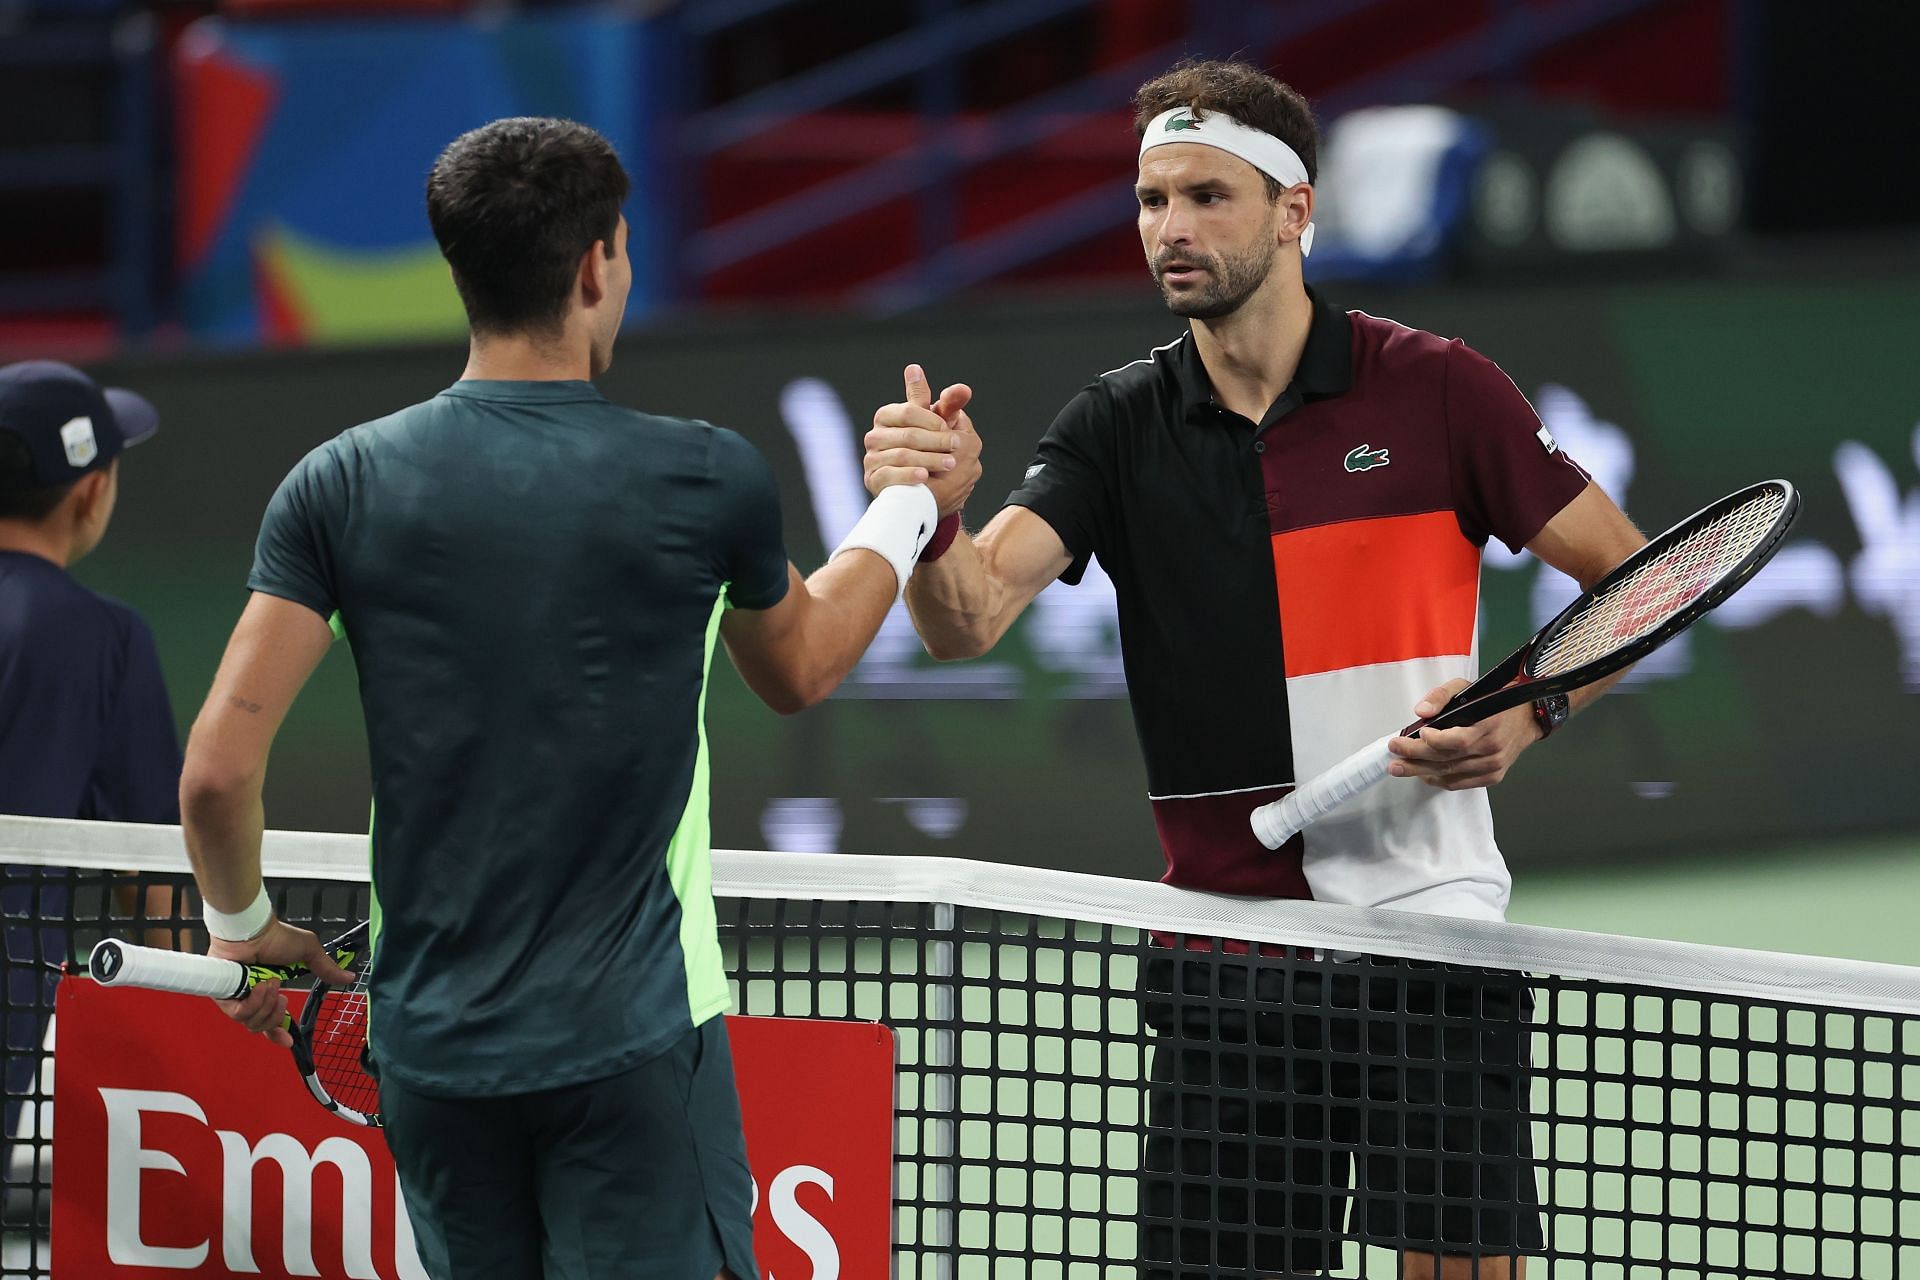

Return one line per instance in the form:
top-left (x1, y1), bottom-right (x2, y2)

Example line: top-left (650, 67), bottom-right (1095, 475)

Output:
top-left (1531, 692), bottom-right (1570, 740)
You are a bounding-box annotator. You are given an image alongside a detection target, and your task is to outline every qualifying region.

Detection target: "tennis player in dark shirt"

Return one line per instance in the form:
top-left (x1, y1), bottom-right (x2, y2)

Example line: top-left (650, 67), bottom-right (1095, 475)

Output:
top-left (178, 119), bottom-right (949, 1280)
top-left (864, 59), bottom-right (1646, 1280)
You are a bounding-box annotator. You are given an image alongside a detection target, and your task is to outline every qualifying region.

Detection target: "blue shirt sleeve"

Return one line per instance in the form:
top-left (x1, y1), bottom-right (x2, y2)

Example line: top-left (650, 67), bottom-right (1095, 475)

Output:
top-left (86, 610), bottom-right (182, 824)
top-left (711, 428), bottom-right (791, 611)
top-left (248, 441), bottom-right (345, 620)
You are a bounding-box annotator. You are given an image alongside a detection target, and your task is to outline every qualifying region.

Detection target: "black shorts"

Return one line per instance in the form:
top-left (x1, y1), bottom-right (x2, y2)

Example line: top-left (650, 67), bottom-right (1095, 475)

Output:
top-left (380, 1016), bottom-right (758, 1280)
top-left (1141, 950), bottom-right (1542, 1277)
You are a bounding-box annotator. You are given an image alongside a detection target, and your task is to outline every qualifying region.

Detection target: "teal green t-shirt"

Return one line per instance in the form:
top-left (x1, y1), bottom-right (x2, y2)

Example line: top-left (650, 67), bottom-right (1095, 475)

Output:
top-left (249, 380), bottom-right (788, 1096)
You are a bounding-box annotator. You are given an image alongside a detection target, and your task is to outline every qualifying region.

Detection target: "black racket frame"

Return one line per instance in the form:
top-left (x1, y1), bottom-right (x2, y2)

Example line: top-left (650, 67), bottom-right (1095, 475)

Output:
top-left (1414, 479), bottom-right (1802, 735)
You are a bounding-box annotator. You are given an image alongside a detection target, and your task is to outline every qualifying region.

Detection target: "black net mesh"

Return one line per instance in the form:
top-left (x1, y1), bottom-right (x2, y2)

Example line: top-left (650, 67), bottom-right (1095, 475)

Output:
top-left (6, 855), bottom-right (1918, 1279)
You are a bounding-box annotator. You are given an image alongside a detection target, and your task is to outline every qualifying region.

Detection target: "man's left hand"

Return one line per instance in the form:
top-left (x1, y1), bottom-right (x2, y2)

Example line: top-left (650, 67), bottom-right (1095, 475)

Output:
top-left (1385, 678), bottom-right (1542, 790)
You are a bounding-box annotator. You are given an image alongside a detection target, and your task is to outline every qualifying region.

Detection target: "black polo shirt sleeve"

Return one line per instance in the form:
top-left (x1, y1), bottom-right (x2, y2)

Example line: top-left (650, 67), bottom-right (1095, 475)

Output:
top-left (1445, 340), bottom-right (1593, 553)
top-left (88, 610), bottom-right (182, 823)
top-left (1003, 384), bottom-right (1113, 586)
top-left (249, 441), bottom-right (346, 621)
top-left (711, 426), bottom-right (790, 610)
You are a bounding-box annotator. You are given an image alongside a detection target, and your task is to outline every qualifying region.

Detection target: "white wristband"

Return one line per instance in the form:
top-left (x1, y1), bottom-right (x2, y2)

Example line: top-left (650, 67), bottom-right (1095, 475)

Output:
top-left (831, 484), bottom-right (940, 600)
top-left (203, 883), bottom-right (273, 942)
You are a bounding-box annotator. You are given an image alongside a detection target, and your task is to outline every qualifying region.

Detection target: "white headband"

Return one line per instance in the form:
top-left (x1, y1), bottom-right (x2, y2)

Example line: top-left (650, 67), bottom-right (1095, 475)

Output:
top-left (1139, 106), bottom-right (1315, 257)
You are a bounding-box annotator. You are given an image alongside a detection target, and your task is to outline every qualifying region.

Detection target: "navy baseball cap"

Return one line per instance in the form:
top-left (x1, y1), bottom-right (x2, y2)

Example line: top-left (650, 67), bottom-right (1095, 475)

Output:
top-left (0, 360), bottom-right (159, 488)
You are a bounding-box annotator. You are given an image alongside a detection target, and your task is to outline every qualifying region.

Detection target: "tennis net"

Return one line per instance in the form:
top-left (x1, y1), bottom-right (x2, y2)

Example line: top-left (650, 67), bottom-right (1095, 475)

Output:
top-left (4, 813), bottom-right (1918, 1279)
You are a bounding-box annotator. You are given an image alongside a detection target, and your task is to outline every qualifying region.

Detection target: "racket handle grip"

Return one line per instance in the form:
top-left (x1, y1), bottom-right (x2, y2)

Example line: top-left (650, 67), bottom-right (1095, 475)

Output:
top-left (1250, 735), bottom-right (1396, 850)
top-left (88, 939), bottom-right (253, 1001)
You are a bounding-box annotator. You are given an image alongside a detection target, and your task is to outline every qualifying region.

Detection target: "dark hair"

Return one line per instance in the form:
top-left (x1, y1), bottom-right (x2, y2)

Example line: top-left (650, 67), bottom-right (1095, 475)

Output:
top-left (1133, 59), bottom-right (1319, 198)
top-left (426, 118), bottom-right (630, 338)
top-left (0, 430), bottom-right (72, 522)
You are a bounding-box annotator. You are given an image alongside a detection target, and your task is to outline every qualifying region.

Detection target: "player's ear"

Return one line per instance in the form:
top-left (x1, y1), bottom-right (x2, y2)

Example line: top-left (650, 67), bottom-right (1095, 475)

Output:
top-left (1278, 182), bottom-right (1313, 250)
top-left (579, 239), bottom-right (609, 308)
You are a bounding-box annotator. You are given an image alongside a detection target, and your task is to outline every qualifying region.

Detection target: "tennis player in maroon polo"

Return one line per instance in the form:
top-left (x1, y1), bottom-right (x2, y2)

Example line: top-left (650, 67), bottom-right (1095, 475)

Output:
top-left (862, 60), bottom-right (1647, 1280)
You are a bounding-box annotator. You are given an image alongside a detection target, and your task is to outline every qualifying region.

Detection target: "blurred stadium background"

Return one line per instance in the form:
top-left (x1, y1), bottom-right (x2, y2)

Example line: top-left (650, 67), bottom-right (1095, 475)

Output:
top-left (6, 0), bottom-right (1917, 961)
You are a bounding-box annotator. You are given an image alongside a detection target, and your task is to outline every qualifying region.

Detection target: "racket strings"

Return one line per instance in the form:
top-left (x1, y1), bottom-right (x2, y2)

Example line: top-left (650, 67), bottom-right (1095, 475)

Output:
top-left (308, 966), bottom-right (379, 1114)
top-left (1532, 489), bottom-right (1788, 678)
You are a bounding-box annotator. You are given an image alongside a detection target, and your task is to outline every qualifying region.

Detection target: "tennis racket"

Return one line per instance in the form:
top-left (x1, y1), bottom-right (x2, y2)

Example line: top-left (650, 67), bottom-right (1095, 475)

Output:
top-left (88, 921), bottom-right (382, 1128)
top-left (1251, 479), bottom-right (1801, 850)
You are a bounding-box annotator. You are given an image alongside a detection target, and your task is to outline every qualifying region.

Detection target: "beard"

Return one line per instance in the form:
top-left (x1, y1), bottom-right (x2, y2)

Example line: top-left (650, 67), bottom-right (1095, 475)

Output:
top-left (1150, 234), bottom-right (1278, 321)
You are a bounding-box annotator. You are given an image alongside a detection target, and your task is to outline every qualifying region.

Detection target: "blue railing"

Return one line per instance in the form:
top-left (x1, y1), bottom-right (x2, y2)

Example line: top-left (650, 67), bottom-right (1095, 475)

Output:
top-left (677, 0), bottom-right (1682, 312)
top-left (679, 0), bottom-right (1375, 308)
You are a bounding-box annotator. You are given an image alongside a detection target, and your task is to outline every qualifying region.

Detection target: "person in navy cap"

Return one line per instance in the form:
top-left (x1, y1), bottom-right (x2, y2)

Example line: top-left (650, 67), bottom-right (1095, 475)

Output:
top-left (0, 360), bottom-right (180, 826)
top-left (0, 361), bottom-right (182, 1160)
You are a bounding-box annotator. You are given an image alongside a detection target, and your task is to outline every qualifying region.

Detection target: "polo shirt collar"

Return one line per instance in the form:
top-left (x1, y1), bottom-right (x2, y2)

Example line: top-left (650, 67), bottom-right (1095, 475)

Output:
top-left (1176, 285), bottom-right (1353, 427)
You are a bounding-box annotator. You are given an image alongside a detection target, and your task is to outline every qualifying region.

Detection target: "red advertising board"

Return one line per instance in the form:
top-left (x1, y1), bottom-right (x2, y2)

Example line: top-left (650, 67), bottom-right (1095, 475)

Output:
top-left (51, 980), bottom-right (892, 1278)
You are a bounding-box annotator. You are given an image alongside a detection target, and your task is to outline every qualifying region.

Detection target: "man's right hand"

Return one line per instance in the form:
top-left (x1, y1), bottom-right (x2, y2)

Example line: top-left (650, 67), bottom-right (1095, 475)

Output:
top-left (208, 917), bottom-right (356, 1048)
top-left (866, 363), bottom-right (982, 517)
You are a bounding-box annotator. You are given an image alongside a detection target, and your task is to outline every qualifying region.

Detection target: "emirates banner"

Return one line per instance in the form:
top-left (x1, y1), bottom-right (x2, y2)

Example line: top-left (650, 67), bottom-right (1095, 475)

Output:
top-left (51, 980), bottom-right (892, 1279)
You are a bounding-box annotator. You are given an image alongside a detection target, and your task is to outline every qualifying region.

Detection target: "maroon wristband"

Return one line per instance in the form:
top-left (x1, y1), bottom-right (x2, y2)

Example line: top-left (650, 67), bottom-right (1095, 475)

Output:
top-left (918, 512), bottom-right (962, 563)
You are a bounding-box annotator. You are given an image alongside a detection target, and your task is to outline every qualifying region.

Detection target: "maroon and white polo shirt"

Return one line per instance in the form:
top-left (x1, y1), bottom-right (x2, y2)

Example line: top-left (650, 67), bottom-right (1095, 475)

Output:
top-left (1006, 289), bottom-right (1591, 920)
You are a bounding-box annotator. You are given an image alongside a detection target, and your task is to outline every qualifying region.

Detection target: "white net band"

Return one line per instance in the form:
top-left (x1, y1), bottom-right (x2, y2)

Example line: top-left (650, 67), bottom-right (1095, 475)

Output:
top-left (7, 813), bottom-right (1918, 1016)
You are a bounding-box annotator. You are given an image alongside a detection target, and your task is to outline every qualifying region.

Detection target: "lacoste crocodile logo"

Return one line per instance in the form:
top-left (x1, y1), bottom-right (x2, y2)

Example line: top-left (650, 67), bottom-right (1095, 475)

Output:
top-left (1343, 444), bottom-right (1391, 473)
top-left (1166, 115), bottom-right (1202, 132)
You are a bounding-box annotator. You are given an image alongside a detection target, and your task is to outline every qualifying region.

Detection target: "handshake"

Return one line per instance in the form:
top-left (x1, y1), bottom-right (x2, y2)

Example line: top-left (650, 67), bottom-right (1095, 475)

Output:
top-left (863, 363), bottom-right (984, 518)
